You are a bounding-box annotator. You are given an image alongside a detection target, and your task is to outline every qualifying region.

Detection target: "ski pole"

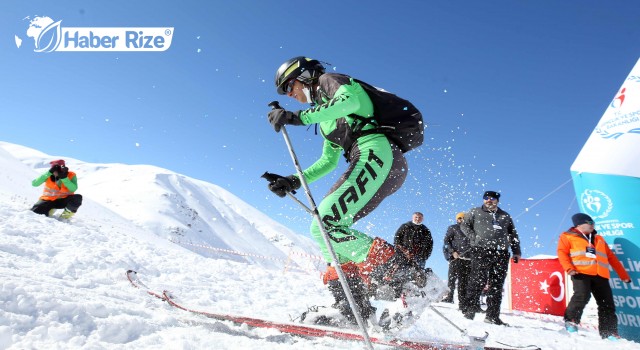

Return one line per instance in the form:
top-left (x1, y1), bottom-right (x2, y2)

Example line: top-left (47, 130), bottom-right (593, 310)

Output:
top-left (428, 306), bottom-right (490, 349)
top-left (268, 101), bottom-right (374, 350)
top-left (428, 305), bottom-right (468, 335)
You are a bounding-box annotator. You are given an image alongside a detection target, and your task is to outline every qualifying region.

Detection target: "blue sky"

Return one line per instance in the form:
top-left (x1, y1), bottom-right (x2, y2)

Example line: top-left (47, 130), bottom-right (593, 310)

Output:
top-left (2, 0), bottom-right (639, 278)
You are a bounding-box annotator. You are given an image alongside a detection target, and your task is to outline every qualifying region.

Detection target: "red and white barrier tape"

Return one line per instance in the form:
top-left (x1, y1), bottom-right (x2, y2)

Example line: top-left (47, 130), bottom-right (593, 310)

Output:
top-left (169, 238), bottom-right (325, 277)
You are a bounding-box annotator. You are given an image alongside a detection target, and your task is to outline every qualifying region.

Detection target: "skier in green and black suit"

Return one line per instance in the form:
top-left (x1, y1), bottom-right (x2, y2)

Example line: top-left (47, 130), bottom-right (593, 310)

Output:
top-left (266, 56), bottom-right (425, 325)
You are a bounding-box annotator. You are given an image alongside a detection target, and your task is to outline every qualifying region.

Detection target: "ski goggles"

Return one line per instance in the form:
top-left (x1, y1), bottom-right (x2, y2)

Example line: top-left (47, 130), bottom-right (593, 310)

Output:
top-left (284, 78), bottom-right (297, 94)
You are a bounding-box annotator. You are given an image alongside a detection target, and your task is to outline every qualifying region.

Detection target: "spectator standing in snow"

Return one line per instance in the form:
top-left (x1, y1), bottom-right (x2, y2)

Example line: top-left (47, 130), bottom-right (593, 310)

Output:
top-left (442, 212), bottom-right (472, 306)
top-left (394, 212), bottom-right (433, 269)
top-left (557, 213), bottom-right (630, 340)
top-left (459, 191), bottom-right (521, 326)
top-left (31, 159), bottom-right (82, 220)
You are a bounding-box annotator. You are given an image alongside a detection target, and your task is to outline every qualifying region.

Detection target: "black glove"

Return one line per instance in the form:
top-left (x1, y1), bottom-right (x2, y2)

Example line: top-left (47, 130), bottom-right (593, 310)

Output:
top-left (513, 255), bottom-right (519, 263)
top-left (49, 165), bottom-right (61, 174)
top-left (267, 109), bottom-right (302, 132)
top-left (267, 174), bottom-right (301, 198)
top-left (58, 166), bottom-right (69, 179)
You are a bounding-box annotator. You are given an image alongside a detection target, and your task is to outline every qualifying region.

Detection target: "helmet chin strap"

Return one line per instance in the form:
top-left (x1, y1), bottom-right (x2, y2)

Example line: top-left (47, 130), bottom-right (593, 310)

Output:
top-left (302, 86), bottom-right (314, 106)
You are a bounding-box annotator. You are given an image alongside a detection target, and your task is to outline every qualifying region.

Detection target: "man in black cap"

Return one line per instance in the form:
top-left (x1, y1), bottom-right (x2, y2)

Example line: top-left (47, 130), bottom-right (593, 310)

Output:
top-left (459, 190), bottom-right (521, 326)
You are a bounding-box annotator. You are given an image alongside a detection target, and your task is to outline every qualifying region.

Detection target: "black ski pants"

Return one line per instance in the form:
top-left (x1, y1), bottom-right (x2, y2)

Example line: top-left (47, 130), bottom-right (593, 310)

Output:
top-left (565, 274), bottom-right (618, 338)
top-left (445, 258), bottom-right (471, 304)
top-left (462, 248), bottom-right (509, 320)
top-left (31, 194), bottom-right (83, 215)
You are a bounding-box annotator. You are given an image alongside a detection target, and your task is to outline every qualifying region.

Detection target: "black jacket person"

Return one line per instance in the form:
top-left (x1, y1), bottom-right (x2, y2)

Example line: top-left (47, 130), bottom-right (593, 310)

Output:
top-left (459, 191), bottom-right (521, 326)
top-left (442, 212), bottom-right (472, 304)
top-left (394, 212), bottom-right (433, 268)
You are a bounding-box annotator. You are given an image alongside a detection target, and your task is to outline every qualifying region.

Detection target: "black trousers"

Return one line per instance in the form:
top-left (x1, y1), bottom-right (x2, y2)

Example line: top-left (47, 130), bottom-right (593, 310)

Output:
top-left (31, 194), bottom-right (83, 215)
top-left (565, 274), bottom-right (618, 338)
top-left (445, 258), bottom-right (471, 303)
top-left (462, 248), bottom-right (509, 320)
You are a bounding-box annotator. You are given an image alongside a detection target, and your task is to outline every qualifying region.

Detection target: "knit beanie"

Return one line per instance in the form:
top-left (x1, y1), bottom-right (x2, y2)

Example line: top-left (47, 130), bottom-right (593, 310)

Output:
top-left (572, 213), bottom-right (594, 226)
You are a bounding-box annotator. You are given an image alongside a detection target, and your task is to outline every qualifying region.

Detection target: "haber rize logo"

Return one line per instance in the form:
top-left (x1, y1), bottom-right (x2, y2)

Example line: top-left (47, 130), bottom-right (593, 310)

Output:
top-left (15, 15), bottom-right (174, 53)
top-left (24, 16), bottom-right (61, 52)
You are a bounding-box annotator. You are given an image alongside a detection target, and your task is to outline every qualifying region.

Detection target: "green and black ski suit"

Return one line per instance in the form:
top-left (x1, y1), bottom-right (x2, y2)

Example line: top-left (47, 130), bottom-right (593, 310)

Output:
top-left (295, 73), bottom-right (411, 264)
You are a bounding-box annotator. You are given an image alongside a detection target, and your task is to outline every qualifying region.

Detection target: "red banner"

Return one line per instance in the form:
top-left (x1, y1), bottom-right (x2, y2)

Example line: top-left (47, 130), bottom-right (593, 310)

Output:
top-left (510, 258), bottom-right (566, 316)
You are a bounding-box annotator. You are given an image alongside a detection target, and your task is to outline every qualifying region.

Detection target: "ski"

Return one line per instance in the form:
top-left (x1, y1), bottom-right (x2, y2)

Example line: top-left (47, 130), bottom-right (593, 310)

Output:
top-left (162, 289), bottom-right (472, 349)
top-left (126, 270), bottom-right (539, 350)
top-left (126, 269), bottom-right (167, 301)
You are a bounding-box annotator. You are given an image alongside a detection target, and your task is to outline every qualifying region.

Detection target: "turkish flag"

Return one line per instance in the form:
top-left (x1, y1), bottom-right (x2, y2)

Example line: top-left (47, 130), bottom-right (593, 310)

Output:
top-left (510, 258), bottom-right (566, 316)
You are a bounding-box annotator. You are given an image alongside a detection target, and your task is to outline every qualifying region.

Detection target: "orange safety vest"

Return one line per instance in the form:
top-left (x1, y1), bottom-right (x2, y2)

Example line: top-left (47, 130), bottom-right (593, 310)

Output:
top-left (557, 228), bottom-right (630, 280)
top-left (40, 172), bottom-right (76, 201)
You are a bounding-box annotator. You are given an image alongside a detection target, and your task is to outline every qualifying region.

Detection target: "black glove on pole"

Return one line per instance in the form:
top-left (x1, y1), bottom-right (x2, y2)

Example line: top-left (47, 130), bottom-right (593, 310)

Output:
top-left (261, 172), bottom-right (313, 214)
top-left (267, 106), bottom-right (302, 132)
top-left (262, 172), bottom-right (300, 197)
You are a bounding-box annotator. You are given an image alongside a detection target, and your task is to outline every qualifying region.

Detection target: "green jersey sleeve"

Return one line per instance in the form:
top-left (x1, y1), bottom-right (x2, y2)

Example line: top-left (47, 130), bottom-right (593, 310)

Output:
top-left (298, 139), bottom-right (341, 184)
top-left (298, 78), bottom-right (374, 125)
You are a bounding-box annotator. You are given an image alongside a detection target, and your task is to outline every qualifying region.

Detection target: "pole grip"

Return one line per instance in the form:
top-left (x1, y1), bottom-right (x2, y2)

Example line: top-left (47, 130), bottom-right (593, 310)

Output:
top-left (268, 101), bottom-right (282, 110)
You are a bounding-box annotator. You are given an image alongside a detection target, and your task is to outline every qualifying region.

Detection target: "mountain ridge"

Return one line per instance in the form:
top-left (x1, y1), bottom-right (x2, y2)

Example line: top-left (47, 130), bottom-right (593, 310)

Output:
top-left (0, 141), bottom-right (321, 271)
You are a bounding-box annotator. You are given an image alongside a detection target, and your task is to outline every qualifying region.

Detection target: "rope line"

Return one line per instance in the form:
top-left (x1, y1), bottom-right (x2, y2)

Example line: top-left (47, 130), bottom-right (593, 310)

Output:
top-left (514, 177), bottom-right (573, 219)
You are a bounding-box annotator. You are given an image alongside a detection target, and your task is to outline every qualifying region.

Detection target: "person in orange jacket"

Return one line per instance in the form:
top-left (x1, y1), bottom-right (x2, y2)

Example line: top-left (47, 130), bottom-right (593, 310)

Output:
top-left (557, 213), bottom-right (631, 340)
top-left (31, 159), bottom-right (83, 220)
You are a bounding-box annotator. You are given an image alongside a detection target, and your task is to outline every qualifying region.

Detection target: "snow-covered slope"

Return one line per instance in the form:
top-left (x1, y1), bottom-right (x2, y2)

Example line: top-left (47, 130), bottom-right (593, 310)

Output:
top-left (0, 141), bottom-right (337, 349)
top-left (0, 141), bottom-right (636, 349)
top-left (0, 141), bottom-right (321, 270)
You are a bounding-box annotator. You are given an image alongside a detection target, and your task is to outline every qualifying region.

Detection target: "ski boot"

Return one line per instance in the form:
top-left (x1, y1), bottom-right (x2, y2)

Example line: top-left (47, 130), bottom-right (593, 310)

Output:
top-left (300, 263), bottom-right (375, 328)
top-left (360, 240), bottom-right (447, 332)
